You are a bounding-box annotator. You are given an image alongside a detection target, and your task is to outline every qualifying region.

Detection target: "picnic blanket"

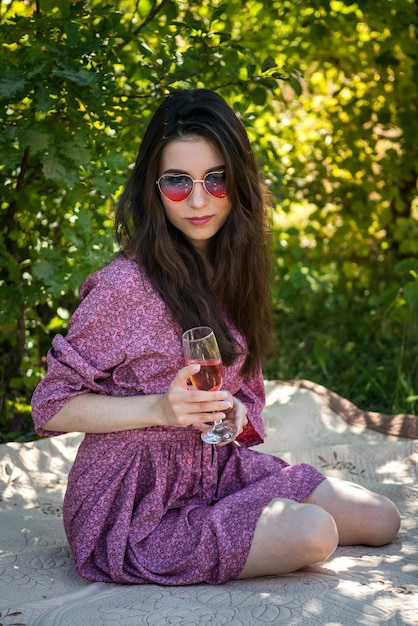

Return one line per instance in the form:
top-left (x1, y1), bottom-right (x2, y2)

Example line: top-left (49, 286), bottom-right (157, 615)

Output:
top-left (1, 380), bottom-right (417, 625)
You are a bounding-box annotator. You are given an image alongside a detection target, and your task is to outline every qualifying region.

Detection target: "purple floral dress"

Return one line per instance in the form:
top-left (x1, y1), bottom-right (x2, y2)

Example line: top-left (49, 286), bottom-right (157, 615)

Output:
top-left (32, 255), bottom-right (325, 585)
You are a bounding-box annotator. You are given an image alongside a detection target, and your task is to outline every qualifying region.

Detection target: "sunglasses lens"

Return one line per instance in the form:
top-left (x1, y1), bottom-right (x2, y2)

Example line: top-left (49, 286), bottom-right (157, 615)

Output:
top-left (159, 175), bottom-right (193, 202)
top-left (204, 171), bottom-right (227, 198)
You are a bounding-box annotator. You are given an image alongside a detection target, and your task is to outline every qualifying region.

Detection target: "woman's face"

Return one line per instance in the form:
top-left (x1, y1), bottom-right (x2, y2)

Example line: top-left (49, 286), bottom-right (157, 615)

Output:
top-left (157, 136), bottom-right (232, 256)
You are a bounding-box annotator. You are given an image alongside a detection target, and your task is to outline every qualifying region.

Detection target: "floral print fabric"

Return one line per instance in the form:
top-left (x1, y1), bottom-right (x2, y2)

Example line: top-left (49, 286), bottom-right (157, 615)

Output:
top-left (32, 255), bottom-right (325, 584)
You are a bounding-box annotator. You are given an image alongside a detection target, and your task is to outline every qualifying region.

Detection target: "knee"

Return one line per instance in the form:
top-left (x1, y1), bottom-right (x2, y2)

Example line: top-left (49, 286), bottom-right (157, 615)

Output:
top-left (300, 504), bottom-right (339, 563)
top-left (370, 496), bottom-right (401, 546)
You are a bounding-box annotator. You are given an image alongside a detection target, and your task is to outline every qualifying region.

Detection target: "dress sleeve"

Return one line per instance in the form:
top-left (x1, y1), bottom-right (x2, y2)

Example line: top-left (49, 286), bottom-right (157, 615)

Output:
top-left (235, 369), bottom-right (265, 447)
top-left (31, 259), bottom-right (157, 436)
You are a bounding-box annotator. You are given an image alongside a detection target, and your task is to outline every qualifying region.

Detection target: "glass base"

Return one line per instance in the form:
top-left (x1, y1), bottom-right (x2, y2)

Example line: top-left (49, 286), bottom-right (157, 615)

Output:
top-left (201, 422), bottom-right (238, 444)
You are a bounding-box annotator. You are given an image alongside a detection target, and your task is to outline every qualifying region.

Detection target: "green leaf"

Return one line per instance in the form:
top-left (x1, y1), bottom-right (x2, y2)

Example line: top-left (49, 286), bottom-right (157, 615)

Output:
top-left (105, 151), bottom-right (129, 171)
top-left (395, 258), bottom-right (418, 275)
top-left (43, 152), bottom-right (78, 186)
top-left (403, 281), bottom-right (418, 310)
top-left (53, 68), bottom-right (98, 86)
top-left (0, 72), bottom-right (28, 99)
top-left (61, 141), bottom-right (92, 166)
top-left (32, 83), bottom-right (53, 112)
top-left (247, 63), bottom-right (256, 79)
top-left (252, 86), bottom-right (267, 106)
top-left (261, 56), bottom-right (276, 73)
top-left (20, 128), bottom-right (51, 154)
top-left (32, 258), bottom-right (54, 282)
top-left (288, 74), bottom-right (302, 96)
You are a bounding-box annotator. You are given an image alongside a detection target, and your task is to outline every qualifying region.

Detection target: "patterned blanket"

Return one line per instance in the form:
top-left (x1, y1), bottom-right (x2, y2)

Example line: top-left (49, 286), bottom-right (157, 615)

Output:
top-left (1, 381), bottom-right (417, 625)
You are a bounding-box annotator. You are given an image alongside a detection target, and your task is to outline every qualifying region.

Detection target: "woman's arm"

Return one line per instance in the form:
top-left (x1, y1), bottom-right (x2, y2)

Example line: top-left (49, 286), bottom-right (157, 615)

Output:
top-left (42, 364), bottom-right (233, 434)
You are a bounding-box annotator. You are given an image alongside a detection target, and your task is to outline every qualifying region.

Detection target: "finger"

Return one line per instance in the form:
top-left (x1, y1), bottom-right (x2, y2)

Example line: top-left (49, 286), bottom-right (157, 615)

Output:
top-left (180, 388), bottom-right (230, 405)
top-left (192, 419), bottom-right (223, 432)
top-left (238, 411), bottom-right (248, 428)
top-left (193, 411), bottom-right (228, 424)
top-left (174, 364), bottom-right (201, 389)
top-left (188, 398), bottom-right (232, 413)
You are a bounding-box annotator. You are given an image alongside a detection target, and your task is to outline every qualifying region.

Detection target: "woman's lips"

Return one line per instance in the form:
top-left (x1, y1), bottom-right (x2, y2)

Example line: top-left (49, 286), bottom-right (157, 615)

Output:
top-left (186, 216), bottom-right (213, 226)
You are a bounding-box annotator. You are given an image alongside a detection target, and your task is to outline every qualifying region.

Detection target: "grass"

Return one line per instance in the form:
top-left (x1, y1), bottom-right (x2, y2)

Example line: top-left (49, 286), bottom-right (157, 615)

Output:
top-left (264, 306), bottom-right (418, 417)
top-left (265, 203), bottom-right (418, 418)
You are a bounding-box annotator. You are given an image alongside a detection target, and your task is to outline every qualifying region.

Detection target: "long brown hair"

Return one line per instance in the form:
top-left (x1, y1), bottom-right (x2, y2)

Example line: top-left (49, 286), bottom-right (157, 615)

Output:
top-left (115, 89), bottom-right (272, 376)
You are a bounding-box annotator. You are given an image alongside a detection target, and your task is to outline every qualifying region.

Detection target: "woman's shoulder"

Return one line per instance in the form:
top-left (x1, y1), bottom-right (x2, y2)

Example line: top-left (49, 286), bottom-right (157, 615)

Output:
top-left (79, 255), bottom-right (153, 300)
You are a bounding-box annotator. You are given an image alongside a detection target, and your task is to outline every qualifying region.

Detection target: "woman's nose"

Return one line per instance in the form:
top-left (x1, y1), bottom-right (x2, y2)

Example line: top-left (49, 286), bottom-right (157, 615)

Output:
top-left (188, 180), bottom-right (207, 208)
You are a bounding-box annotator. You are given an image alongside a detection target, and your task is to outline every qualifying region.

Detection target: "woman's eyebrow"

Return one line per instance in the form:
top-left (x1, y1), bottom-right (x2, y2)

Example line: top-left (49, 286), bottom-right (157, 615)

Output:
top-left (160, 165), bottom-right (226, 175)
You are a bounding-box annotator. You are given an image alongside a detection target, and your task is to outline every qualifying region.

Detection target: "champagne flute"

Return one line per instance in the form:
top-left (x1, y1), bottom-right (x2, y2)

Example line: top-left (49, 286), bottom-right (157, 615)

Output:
top-left (182, 326), bottom-right (238, 444)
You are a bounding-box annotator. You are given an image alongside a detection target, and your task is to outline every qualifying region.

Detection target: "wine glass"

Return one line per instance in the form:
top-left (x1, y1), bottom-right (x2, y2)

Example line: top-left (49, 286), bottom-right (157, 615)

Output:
top-left (182, 326), bottom-right (238, 444)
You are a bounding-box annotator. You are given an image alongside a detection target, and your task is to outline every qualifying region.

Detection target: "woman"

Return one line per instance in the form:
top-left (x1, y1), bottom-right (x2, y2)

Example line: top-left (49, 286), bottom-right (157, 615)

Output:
top-left (32, 89), bottom-right (400, 585)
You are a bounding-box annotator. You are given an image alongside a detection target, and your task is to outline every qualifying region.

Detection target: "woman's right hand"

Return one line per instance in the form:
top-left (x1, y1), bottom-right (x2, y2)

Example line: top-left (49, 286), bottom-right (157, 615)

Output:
top-left (158, 364), bottom-right (233, 428)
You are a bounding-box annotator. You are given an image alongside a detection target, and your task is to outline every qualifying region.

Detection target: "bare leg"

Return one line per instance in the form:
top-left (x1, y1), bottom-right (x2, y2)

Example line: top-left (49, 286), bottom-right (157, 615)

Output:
top-left (237, 477), bottom-right (400, 580)
top-left (305, 477), bottom-right (401, 546)
top-left (237, 498), bottom-right (339, 579)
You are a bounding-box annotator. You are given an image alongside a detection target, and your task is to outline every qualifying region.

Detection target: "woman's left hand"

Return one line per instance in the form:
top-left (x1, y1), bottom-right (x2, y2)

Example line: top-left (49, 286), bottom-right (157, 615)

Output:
top-left (192, 392), bottom-right (248, 444)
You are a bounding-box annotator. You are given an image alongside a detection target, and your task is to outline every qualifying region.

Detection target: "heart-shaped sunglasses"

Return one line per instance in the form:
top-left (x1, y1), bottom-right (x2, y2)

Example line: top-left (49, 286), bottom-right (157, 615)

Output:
top-left (156, 170), bottom-right (227, 202)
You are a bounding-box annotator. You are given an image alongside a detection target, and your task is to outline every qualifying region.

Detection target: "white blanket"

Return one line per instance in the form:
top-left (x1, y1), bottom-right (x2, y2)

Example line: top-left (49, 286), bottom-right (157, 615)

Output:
top-left (1, 381), bottom-right (417, 625)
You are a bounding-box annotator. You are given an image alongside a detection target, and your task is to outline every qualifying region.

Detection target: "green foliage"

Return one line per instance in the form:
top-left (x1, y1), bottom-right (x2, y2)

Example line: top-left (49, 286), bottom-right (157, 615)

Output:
top-left (262, 0), bottom-right (418, 417)
top-left (0, 0), bottom-right (417, 441)
top-left (0, 0), bottom-right (294, 439)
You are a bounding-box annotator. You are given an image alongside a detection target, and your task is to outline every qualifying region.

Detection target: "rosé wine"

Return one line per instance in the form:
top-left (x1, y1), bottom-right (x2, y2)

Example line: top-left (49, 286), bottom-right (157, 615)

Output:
top-left (187, 359), bottom-right (224, 391)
